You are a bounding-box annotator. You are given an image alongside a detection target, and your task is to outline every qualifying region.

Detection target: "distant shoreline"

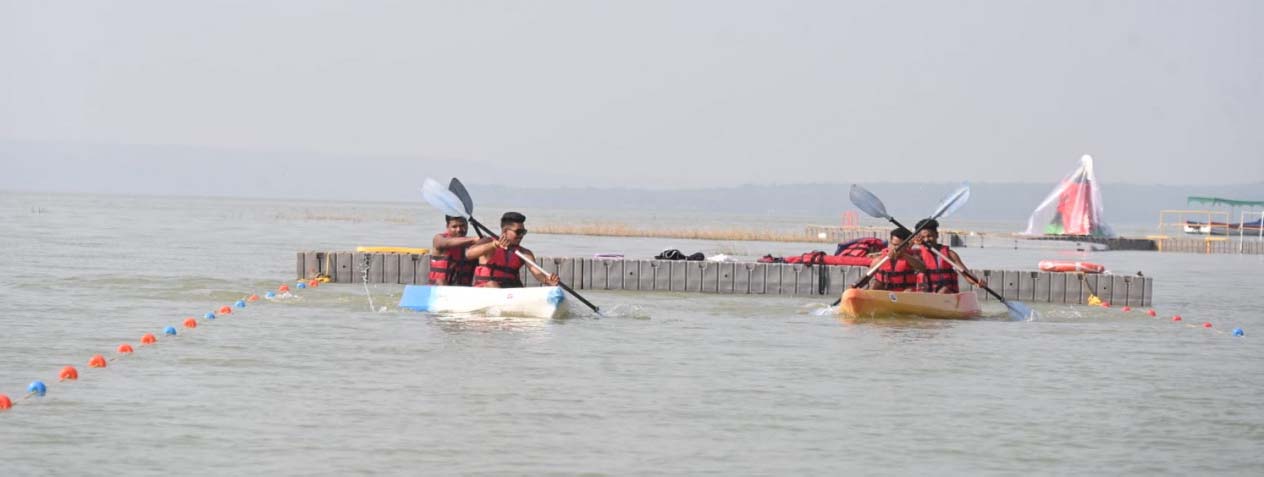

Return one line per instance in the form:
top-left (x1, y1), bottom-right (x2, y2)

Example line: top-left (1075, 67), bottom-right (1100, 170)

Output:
top-left (531, 223), bottom-right (849, 243)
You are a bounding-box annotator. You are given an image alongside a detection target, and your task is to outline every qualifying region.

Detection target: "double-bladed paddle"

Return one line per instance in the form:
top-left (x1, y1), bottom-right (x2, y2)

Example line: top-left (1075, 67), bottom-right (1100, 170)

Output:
top-left (447, 178), bottom-right (484, 239)
top-left (923, 246), bottom-right (1034, 320)
top-left (846, 183), bottom-right (1034, 321)
top-left (422, 178), bottom-right (604, 316)
top-left (846, 183), bottom-right (971, 292)
top-left (826, 183), bottom-right (968, 307)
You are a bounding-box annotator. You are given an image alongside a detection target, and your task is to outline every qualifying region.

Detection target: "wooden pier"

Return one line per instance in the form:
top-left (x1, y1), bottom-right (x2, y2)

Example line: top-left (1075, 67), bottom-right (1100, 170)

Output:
top-left (297, 252), bottom-right (1154, 307)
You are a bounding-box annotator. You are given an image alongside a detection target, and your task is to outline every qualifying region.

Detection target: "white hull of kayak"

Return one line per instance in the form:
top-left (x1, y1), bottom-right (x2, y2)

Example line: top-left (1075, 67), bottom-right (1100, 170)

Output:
top-left (399, 285), bottom-right (568, 319)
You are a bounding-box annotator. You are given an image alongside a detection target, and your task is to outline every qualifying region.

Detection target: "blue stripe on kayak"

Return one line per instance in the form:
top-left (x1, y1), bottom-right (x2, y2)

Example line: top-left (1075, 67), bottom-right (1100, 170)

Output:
top-left (398, 285), bottom-right (436, 311)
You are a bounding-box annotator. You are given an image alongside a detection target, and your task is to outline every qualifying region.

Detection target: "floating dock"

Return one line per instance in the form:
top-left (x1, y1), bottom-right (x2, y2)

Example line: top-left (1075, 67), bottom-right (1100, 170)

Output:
top-left (804, 226), bottom-right (1264, 255)
top-left (297, 252), bottom-right (1154, 307)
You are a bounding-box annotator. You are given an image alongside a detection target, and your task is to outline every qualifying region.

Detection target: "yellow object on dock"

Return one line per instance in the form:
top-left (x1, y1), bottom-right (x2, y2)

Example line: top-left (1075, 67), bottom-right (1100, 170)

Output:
top-left (355, 246), bottom-right (430, 254)
top-left (838, 288), bottom-right (983, 319)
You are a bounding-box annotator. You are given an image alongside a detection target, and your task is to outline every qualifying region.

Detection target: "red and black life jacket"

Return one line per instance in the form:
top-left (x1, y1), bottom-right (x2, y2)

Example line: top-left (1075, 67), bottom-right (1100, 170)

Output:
top-left (873, 248), bottom-right (917, 291)
top-left (917, 244), bottom-right (960, 293)
top-left (472, 246), bottom-right (524, 288)
top-left (799, 251), bottom-right (828, 265)
top-left (836, 237), bottom-right (886, 257)
top-left (427, 233), bottom-right (477, 286)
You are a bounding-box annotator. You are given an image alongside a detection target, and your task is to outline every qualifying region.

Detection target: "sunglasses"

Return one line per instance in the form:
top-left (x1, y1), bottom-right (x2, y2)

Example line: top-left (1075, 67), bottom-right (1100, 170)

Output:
top-left (507, 228), bottom-right (528, 236)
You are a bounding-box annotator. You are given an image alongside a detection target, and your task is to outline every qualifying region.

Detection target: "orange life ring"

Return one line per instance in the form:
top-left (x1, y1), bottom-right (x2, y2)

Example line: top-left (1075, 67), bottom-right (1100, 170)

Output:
top-left (1038, 260), bottom-right (1105, 274)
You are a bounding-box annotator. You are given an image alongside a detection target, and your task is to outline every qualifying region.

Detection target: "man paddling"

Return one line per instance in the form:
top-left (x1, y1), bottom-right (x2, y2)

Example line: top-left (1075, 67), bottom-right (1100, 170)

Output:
top-left (868, 227), bottom-right (925, 292)
top-left (913, 219), bottom-right (985, 293)
top-left (467, 212), bottom-right (560, 288)
top-left (428, 216), bottom-right (486, 286)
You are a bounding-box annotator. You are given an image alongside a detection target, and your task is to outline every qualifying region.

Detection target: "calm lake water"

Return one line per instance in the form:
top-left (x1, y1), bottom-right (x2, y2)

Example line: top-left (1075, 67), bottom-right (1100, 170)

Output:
top-left (1, 191), bottom-right (1261, 475)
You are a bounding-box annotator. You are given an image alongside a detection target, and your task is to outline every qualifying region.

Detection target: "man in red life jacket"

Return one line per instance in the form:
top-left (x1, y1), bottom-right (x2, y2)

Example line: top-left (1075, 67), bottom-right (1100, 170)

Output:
top-left (428, 216), bottom-right (487, 286)
top-left (466, 212), bottom-right (560, 288)
top-left (913, 219), bottom-right (985, 293)
top-left (868, 227), bottom-right (925, 292)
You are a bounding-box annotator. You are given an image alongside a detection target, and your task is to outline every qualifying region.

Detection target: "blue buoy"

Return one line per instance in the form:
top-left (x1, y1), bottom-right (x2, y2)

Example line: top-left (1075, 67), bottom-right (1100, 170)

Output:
top-left (1233, 328), bottom-right (1244, 337)
top-left (204, 312), bottom-right (216, 320)
top-left (235, 299), bottom-right (246, 308)
top-left (296, 282), bottom-right (308, 289)
top-left (164, 326), bottom-right (177, 336)
top-left (265, 291), bottom-right (276, 299)
top-left (28, 380), bottom-right (47, 397)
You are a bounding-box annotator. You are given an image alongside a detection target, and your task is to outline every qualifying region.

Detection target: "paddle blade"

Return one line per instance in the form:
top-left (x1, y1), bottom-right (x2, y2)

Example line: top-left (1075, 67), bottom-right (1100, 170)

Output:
top-left (849, 184), bottom-right (890, 219)
top-left (1005, 300), bottom-right (1036, 321)
top-left (421, 178), bottom-right (469, 218)
top-left (931, 182), bottom-right (971, 220)
top-left (448, 177), bottom-right (475, 215)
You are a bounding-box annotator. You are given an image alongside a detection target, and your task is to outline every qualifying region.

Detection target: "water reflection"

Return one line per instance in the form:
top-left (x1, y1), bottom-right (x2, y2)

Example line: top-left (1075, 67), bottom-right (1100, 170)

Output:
top-left (837, 315), bottom-right (957, 326)
top-left (425, 312), bottom-right (555, 334)
top-left (413, 301), bottom-right (649, 335)
top-left (830, 307), bottom-right (1035, 344)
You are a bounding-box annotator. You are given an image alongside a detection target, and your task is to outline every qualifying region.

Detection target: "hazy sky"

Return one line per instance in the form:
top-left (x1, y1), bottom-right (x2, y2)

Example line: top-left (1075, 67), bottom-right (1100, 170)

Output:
top-left (2, 0), bottom-right (1261, 188)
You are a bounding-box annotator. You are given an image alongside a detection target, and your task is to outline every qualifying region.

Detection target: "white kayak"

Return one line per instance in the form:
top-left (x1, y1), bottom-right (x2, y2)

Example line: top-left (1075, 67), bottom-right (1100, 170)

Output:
top-left (398, 285), bottom-right (568, 319)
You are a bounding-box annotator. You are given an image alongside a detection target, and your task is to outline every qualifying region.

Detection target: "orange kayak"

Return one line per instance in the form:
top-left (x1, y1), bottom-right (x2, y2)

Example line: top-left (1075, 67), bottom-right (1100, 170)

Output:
top-left (838, 288), bottom-right (983, 319)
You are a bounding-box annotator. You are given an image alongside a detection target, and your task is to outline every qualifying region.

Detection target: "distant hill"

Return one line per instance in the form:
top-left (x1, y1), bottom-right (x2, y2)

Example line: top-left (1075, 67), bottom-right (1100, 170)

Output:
top-left (0, 141), bottom-right (588, 201)
top-left (469, 182), bottom-right (1264, 227)
top-left (4, 141), bottom-right (1260, 226)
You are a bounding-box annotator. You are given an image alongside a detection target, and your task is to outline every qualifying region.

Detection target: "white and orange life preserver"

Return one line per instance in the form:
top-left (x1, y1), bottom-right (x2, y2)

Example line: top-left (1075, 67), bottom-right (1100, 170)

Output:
top-left (1038, 260), bottom-right (1105, 274)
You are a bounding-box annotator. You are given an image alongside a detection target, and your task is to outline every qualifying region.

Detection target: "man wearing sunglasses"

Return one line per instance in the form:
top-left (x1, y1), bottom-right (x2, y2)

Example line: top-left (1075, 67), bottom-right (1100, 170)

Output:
top-left (467, 212), bottom-right (560, 288)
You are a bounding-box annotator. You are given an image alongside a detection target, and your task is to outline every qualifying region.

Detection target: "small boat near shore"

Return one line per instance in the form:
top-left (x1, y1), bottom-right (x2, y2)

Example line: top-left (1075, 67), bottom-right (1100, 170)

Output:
top-left (399, 285), bottom-right (569, 319)
top-left (1183, 219), bottom-right (1264, 236)
top-left (838, 288), bottom-right (983, 319)
top-left (1183, 220), bottom-right (1232, 236)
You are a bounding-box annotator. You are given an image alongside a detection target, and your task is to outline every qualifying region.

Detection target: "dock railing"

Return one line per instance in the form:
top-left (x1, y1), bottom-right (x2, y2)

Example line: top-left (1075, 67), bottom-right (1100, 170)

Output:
top-left (1240, 211), bottom-right (1264, 254)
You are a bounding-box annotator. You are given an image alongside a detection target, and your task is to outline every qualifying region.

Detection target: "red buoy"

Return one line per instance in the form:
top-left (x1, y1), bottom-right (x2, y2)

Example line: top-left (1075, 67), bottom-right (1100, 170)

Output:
top-left (1203, 322), bottom-right (1213, 328)
top-left (308, 279), bottom-right (319, 287)
top-left (118, 343), bottom-right (134, 354)
top-left (1172, 315), bottom-right (1183, 322)
top-left (59, 366), bottom-right (79, 381)
top-left (218, 305), bottom-right (232, 315)
top-left (141, 333), bottom-right (157, 345)
top-left (88, 354), bottom-right (107, 368)
top-left (184, 317), bottom-right (198, 328)
top-left (1121, 306), bottom-right (1132, 312)
top-left (279, 284), bottom-right (290, 293)
top-left (247, 294), bottom-right (260, 302)
top-left (1102, 302), bottom-right (1111, 308)
top-left (1147, 309), bottom-right (1157, 317)
top-left (0, 394), bottom-right (11, 410)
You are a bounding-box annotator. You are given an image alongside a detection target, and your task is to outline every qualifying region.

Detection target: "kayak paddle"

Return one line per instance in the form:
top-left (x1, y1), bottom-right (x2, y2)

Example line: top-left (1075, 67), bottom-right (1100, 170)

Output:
top-left (925, 247), bottom-right (1035, 321)
top-left (844, 183), bottom-right (1033, 320)
top-left (422, 178), bottom-right (604, 316)
top-left (847, 183), bottom-right (971, 291)
top-left (448, 178), bottom-right (484, 239)
top-left (826, 183), bottom-right (970, 307)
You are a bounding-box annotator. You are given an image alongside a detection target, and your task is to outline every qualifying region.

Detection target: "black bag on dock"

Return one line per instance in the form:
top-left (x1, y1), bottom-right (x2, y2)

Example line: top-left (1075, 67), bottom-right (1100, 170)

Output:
top-left (655, 249), bottom-right (705, 261)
